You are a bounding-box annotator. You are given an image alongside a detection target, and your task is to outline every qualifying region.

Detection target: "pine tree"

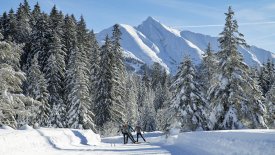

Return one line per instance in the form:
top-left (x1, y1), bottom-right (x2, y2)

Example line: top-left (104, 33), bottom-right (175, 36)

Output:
top-left (151, 62), bottom-right (162, 90)
top-left (265, 83), bottom-right (275, 128)
top-left (44, 32), bottom-right (66, 127)
top-left (110, 24), bottom-right (126, 124)
top-left (136, 67), bottom-right (151, 115)
top-left (170, 56), bottom-right (208, 131)
top-left (135, 70), bottom-right (156, 131)
top-left (88, 30), bottom-right (100, 115)
top-left (15, 1), bottom-right (31, 43)
top-left (0, 33), bottom-right (39, 128)
top-left (0, 12), bottom-right (9, 39)
top-left (76, 16), bottom-right (93, 90)
top-left (65, 42), bottom-right (96, 130)
top-left (4, 9), bottom-right (17, 41)
top-left (94, 36), bottom-right (113, 127)
top-left (208, 7), bottom-right (267, 130)
top-left (26, 53), bottom-right (50, 127)
top-left (63, 15), bottom-right (77, 66)
top-left (142, 68), bottom-right (151, 90)
top-left (200, 43), bottom-right (217, 90)
top-left (49, 5), bottom-right (64, 37)
top-left (153, 69), bottom-right (171, 111)
top-left (124, 73), bottom-right (138, 125)
top-left (95, 31), bottom-right (126, 128)
top-left (76, 16), bottom-right (89, 45)
top-left (76, 16), bottom-right (90, 69)
top-left (25, 8), bottom-right (50, 72)
top-left (140, 90), bottom-right (156, 132)
top-left (137, 73), bottom-right (156, 131)
top-left (258, 59), bottom-right (275, 96)
top-left (30, 2), bottom-right (41, 27)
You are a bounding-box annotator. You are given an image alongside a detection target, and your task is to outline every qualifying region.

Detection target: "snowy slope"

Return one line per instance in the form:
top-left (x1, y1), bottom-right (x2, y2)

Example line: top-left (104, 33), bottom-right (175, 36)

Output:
top-left (97, 17), bottom-right (275, 74)
top-left (137, 17), bottom-right (204, 74)
top-left (96, 23), bottom-right (169, 73)
top-left (1, 126), bottom-right (275, 155)
top-left (181, 30), bottom-right (275, 67)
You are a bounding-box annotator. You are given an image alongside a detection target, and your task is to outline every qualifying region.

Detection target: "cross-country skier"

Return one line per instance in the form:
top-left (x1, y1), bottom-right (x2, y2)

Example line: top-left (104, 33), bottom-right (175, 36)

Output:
top-left (126, 122), bottom-right (136, 143)
top-left (123, 123), bottom-right (136, 144)
top-left (135, 124), bottom-right (146, 142)
top-left (117, 125), bottom-right (127, 144)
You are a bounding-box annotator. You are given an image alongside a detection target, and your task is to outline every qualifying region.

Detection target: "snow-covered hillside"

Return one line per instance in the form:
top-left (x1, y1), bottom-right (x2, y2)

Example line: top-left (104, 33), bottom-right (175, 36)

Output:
top-left (97, 17), bottom-right (275, 74)
top-left (1, 126), bottom-right (275, 155)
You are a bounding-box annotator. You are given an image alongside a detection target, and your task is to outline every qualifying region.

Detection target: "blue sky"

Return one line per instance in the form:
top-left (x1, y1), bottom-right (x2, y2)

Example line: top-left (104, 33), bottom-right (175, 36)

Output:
top-left (1, 0), bottom-right (275, 52)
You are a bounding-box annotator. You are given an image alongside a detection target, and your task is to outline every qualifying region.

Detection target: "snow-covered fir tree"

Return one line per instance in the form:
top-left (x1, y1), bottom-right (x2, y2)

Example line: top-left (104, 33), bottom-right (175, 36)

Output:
top-left (132, 68), bottom-right (157, 131)
top-left (0, 12), bottom-right (8, 38)
top-left (200, 43), bottom-right (217, 90)
top-left (25, 6), bottom-right (50, 72)
top-left (155, 71), bottom-right (171, 130)
top-left (44, 32), bottom-right (66, 128)
top-left (208, 6), bottom-right (267, 130)
top-left (30, 2), bottom-right (40, 27)
top-left (258, 59), bottom-right (275, 96)
top-left (153, 69), bottom-right (171, 112)
top-left (63, 14), bottom-right (77, 66)
top-left (141, 94), bottom-right (156, 132)
top-left (94, 36), bottom-right (114, 127)
top-left (170, 56), bottom-right (208, 131)
top-left (88, 30), bottom-right (100, 113)
top-left (49, 5), bottom-right (64, 38)
top-left (124, 73), bottom-right (139, 125)
top-left (76, 16), bottom-right (91, 71)
top-left (15, 0), bottom-right (31, 44)
top-left (142, 67), bottom-right (151, 89)
top-left (265, 83), bottom-right (275, 128)
top-left (65, 42), bottom-right (96, 130)
top-left (95, 26), bottom-right (127, 129)
top-left (110, 24), bottom-right (127, 124)
top-left (0, 33), bottom-right (39, 128)
top-left (26, 53), bottom-right (50, 127)
top-left (3, 9), bottom-right (17, 41)
top-left (11, 0), bottom-right (32, 72)
top-left (151, 62), bottom-right (162, 90)
top-left (136, 68), bottom-right (151, 112)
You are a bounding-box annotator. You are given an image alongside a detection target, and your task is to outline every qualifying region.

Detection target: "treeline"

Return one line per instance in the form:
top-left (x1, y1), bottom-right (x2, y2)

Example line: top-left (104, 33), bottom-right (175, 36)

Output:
top-left (0, 1), bottom-right (274, 134)
top-left (0, 1), bottom-right (171, 134)
top-left (164, 7), bottom-right (275, 131)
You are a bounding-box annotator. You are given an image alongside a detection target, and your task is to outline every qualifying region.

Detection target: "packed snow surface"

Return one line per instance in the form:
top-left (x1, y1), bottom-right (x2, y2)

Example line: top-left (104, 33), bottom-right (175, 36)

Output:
top-left (1, 127), bottom-right (275, 155)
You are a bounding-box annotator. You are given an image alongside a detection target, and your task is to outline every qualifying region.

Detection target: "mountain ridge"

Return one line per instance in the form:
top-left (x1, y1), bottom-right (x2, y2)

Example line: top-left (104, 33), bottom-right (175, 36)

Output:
top-left (97, 16), bottom-right (275, 74)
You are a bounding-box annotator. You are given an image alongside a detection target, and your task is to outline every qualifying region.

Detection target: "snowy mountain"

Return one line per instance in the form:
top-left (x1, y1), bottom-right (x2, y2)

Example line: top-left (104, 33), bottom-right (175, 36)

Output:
top-left (97, 16), bottom-right (275, 74)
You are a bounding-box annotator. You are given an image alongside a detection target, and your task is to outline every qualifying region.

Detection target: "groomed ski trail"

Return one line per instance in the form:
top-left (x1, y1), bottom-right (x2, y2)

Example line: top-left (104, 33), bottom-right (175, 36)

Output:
top-left (0, 128), bottom-right (170, 155)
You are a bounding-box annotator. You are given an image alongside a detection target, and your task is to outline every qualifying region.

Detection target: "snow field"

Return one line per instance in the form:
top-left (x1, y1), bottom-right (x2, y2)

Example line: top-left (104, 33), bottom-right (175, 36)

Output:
top-left (162, 129), bottom-right (275, 155)
top-left (1, 126), bottom-right (275, 155)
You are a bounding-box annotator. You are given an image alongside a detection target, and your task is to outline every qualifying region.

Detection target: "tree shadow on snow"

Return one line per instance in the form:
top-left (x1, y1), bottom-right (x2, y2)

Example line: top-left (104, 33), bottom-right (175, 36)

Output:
top-left (71, 130), bottom-right (88, 145)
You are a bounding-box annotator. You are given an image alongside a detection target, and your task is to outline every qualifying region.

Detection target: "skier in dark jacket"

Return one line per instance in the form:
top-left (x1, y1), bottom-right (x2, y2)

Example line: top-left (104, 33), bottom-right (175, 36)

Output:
top-left (126, 123), bottom-right (136, 143)
top-left (135, 124), bottom-right (146, 142)
top-left (117, 125), bottom-right (128, 144)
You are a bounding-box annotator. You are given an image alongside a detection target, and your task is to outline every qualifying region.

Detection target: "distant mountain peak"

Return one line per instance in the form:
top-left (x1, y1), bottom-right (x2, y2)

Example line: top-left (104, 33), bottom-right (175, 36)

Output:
top-left (97, 17), bottom-right (275, 74)
top-left (144, 16), bottom-right (159, 23)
